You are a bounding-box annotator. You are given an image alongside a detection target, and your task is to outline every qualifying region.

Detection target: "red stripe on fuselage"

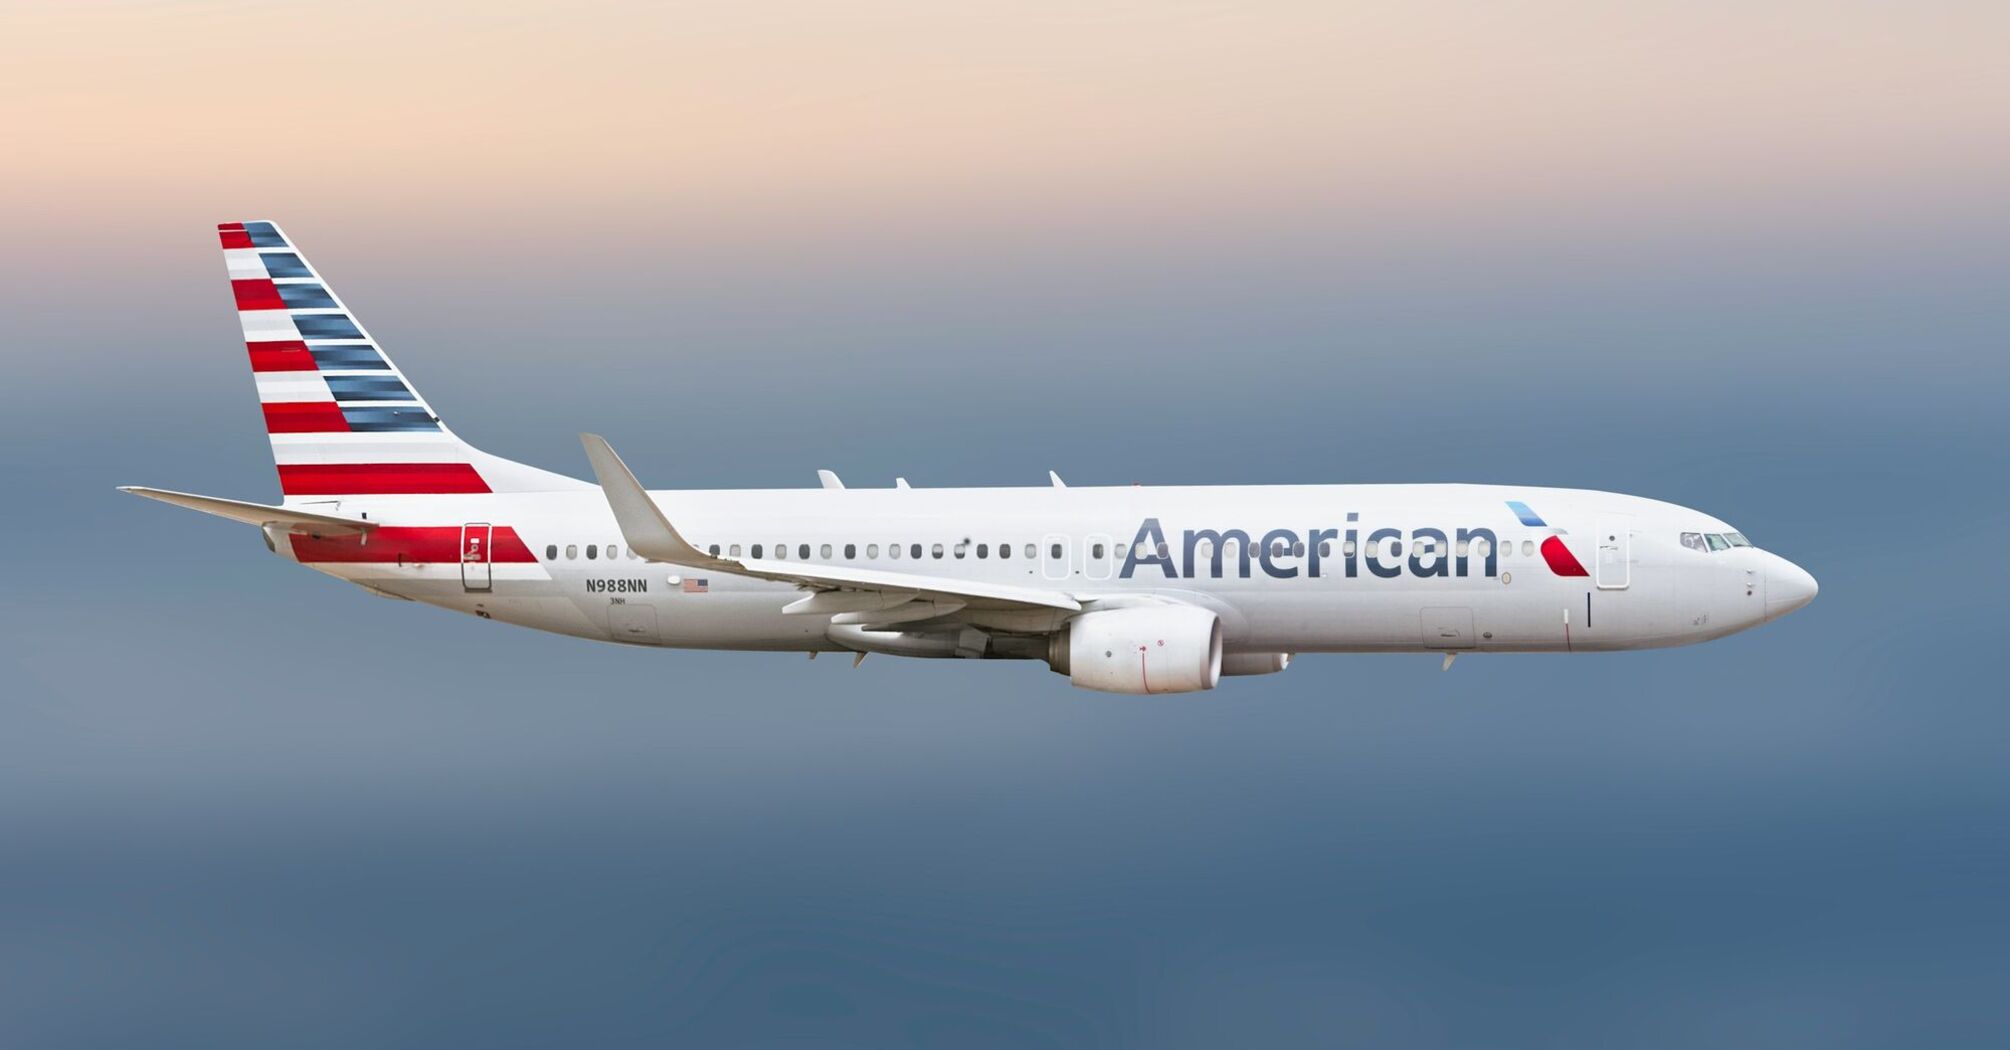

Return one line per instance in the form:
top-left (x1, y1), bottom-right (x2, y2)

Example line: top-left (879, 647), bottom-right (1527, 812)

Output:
top-left (277, 463), bottom-right (490, 495)
top-left (232, 278), bottom-right (284, 311)
top-left (262, 402), bottom-right (350, 433)
top-left (290, 526), bottom-right (537, 564)
top-left (1540, 535), bottom-right (1589, 577)
top-left (247, 340), bottom-right (317, 372)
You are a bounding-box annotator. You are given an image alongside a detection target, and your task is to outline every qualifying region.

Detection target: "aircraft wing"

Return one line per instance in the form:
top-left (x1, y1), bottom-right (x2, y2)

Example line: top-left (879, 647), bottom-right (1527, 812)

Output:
top-left (580, 434), bottom-right (1080, 614)
top-left (119, 486), bottom-right (376, 537)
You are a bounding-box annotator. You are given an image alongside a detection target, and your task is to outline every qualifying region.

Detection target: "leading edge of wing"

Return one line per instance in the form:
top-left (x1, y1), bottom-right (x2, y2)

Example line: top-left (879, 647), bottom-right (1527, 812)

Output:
top-left (579, 434), bottom-right (1080, 613)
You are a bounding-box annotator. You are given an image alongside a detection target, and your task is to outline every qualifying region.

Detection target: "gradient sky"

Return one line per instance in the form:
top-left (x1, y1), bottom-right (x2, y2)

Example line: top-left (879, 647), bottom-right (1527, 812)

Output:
top-left (3, 3), bottom-right (2007, 1047)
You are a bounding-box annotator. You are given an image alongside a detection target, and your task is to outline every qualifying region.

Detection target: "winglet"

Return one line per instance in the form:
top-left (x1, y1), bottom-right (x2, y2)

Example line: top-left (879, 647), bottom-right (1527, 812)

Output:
top-left (818, 469), bottom-right (845, 490)
top-left (1048, 470), bottom-right (1066, 488)
top-left (579, 434), bottom-right (732, 569)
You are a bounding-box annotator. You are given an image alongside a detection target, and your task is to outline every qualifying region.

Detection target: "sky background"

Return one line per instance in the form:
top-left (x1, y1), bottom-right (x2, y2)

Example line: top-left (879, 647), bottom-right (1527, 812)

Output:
top-left (3, 1), bottom-right (2007, 1046)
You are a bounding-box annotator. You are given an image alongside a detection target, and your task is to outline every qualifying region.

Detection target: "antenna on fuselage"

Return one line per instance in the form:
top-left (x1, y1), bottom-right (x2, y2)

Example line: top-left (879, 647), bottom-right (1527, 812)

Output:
top-left (894, 477), bottom-right (911, 489)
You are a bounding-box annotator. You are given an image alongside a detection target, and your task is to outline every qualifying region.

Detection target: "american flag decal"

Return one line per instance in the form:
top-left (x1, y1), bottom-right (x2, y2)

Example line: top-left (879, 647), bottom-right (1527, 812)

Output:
top-left (681, 578), bottom-right (709, 593)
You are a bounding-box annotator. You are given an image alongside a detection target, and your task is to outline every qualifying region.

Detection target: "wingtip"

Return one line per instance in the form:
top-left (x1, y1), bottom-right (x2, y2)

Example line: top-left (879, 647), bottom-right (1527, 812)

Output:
top-left (578, 433), bottom-right (620, 475)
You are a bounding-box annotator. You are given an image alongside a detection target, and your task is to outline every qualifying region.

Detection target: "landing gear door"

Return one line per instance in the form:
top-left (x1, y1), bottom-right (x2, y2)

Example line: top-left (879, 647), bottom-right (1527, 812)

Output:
top-left (1594, 514), bottom-right (1631, 590)
top-left (460, 522), bottom-right (493, 592)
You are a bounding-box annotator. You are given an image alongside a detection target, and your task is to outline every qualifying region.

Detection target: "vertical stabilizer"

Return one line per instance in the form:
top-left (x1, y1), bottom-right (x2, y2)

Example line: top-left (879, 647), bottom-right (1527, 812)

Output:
top-left (219, 221), bottom-right (584, 498)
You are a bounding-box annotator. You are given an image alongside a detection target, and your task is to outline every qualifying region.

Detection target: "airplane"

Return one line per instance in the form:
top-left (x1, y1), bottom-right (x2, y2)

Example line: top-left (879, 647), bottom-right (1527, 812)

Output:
top-left (123, 221), bottom-right (1817, 693)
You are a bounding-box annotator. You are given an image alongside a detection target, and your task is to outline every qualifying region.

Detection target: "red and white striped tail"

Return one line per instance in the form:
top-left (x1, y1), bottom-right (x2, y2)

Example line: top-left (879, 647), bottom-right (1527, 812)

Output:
top-left (220, 221), bottom-right (583, 498)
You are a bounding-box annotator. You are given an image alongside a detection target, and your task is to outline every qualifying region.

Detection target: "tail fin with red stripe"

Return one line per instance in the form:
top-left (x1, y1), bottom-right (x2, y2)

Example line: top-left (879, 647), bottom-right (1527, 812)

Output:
top-left (220, 221), bottom-right (586, 498)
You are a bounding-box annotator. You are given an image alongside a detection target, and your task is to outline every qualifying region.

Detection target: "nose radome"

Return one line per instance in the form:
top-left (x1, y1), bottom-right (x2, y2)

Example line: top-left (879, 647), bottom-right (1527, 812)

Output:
top-left (1766, 555), bottom-right (1818, 621)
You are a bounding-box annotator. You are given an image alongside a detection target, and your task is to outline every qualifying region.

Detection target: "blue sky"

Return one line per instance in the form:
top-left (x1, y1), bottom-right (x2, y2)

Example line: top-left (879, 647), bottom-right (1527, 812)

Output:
top-left (3, 3), bottom-right (2008, 1046)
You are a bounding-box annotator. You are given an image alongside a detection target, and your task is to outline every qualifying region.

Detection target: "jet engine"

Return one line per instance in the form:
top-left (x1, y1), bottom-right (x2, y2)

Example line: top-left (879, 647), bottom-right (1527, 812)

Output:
top-left (1047, 605), bottom-right (1222, 694)
top-left (1220, 652), bottom-right (1291, 676)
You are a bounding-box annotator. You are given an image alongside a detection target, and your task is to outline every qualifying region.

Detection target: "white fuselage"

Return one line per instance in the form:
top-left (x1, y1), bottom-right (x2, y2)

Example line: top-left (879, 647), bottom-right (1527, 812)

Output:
top-left (134, 220), bottom-right (1819, 690)
top-left (274, 482), bottom-right (1813, 658)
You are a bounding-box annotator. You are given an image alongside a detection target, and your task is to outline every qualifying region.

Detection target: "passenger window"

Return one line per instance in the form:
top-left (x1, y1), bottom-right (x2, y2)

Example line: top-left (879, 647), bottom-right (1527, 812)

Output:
top-left (545, 544), bottom-right (558, 560)
top-left (1115, 543), bottom-right (1130, 559)
top-left (608, 544), bottom-right (620, 559)
top-left (775, 544), bottom-right (787, 560)
top-left (1680, 532), bottom-right (1706, 552)
top-left (998, 542), bottom-right (1011, 560)
top-left (586, 544), bottom-right (598, 560)
top-left (1025, 544), bottom-right (1036, 559)
top-left (1319, 541), bottom-right (1331, 558)
top-left (954, 542), bottom-right (967, 559)
top-left (889, 543), bottom-right (902, 560)
top-left (1366, 540), bottom-right (1379, 557)
top-left (1091, 542), bottom-right (1105, 559)
top-left (843, 543), bottom-right (855, 559)
top-left (566, 544), bottom-right (577, 559)
top-left (977, 543), bottom-right (988, 558)
top-left (1706, 533), bottom-right (1730, 551)
top-left (1343, 540), bottom-right (1356, 556)
top-left (866, 543), bottom-right (879, 558)
top-left (1521, 540), bottom-right (1535, 557)
top-left (728, 544), bottom-right (741, 557)
top-left (751, 543), bottom-right (763, 558)
top-left (931, 543), bottom-right (945, 559)
top-left (1050, 543), bottom-right (1063, 560)
top-left (1293, 541), bottom-right (1305, 557)
top-left (911, 543), bottom-right (923, 559)
top-left (1456, 540), bottom-right (1470, 557)
top-left (708, 544), bottom-right (720, 556)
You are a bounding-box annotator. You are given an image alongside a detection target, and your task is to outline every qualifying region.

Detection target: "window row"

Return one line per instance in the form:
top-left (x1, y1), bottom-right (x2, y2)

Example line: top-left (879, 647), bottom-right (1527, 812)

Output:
top-left (546, 542), bottom-right (637, 561)
top-left (538, 533), bottom-right (1613, 566)
top-left (538, 536), bottom-right (1548, 563)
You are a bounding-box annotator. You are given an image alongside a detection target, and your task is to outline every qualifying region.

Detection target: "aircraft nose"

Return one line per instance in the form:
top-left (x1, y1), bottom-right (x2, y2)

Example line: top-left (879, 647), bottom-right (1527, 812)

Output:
top-left (1766, 555), bottom-right (1818, 621)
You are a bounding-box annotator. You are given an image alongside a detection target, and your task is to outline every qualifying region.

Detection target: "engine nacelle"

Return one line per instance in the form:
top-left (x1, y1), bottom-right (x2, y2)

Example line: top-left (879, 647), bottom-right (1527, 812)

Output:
top-left (1220, 652), bottom-right (1292, 676)
top-left (1047, 606), bottom-right (1222, 694)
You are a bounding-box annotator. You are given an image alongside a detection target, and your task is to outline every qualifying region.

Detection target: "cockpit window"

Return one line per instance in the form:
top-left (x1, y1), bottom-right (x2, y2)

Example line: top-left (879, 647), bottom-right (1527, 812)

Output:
top-left (1725, 532), bottom-right (1752, 547)
top-left (1705, 533), bottom-right (1730, 551)
top-left (1680, 532), bottom-right (1707, 552)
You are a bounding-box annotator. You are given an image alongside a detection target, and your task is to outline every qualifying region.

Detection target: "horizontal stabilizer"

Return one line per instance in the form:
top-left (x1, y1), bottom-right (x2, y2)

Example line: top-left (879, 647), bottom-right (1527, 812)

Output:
top-left (118, 486), bottom-right (375, 537)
